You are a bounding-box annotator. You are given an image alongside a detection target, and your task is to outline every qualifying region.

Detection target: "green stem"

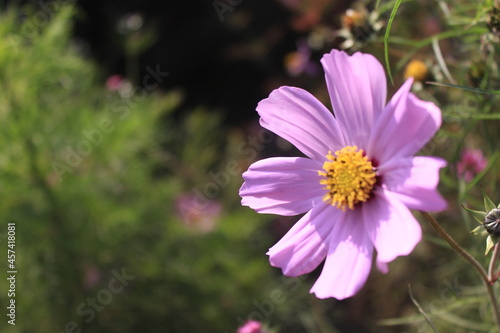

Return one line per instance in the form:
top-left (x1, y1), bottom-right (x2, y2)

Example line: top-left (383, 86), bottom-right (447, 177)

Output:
top-left (489, 243), bottom-right (500, 283)
top-left (26, 138), bottom-right (84, 328)
top-left (408, 284), bottom-right (438, 333)
top-left (423, 212), bottom-right (500, 329)
top-left (423, 212), bottom-right (488, 280)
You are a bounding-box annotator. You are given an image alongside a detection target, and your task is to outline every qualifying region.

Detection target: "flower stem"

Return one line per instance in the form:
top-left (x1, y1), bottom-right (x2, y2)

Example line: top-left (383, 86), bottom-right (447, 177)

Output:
top-left (423, 212), bottom-right (500, 329)
top-left (423, 212), bottom-right (488, 280)
top-left (489, 243), bottom-right (500, 283)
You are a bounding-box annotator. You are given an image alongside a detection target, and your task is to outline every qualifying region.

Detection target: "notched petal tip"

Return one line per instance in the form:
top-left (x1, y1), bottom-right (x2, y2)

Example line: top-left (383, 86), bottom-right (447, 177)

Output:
top-left (309, 213), bottom-right (373, 300)
top-left (320, 49), bottom-right (387, 148)
top-left (382, 156), bottom-right (447, 213)
top-left (367, 74), bottom-right (443, 166)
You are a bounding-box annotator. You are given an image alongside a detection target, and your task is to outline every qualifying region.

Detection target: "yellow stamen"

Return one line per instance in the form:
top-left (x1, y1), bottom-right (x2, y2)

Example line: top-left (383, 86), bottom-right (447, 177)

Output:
top-left (318, 146), bottom-right (376, 211)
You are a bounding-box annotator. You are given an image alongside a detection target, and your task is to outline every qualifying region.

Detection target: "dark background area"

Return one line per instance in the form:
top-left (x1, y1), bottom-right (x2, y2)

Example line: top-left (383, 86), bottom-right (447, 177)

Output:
top-left (1, 0), bottom-right (354, 124)
top-left (70, 0), bottom-right (348, 124)
top-left (75, 0), bottom-right (299, 124)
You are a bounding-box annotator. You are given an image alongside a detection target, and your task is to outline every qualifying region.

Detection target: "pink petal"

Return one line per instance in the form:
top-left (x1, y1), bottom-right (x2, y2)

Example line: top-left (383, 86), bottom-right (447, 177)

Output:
top-left (240, 157), bottom-right (324, 216)
top-left (376, 259), bottom-right (389, 274)
top-left (321, 50), bottom-right (387, 148)
top-left (367, 78), bottom-right (442, 164)
top-left (237, 320), bottom-right (262, 333)
top-left (380, 156), bottom-right (447, 212)
top-left (362, 189), bottom-right (422, 263)
top-left (310, 209), bottom-right (373, 299)
top-left (257, 86), bottom-right (346, 161)
top-left (267, 204), bottom-right (338, 276)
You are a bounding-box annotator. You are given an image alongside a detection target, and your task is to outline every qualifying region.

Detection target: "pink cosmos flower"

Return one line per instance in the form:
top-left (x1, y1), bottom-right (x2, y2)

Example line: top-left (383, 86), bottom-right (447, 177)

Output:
top-left (239, 50), bottom-right (447, 299)
top-left (237, 320), bottom-right (263, 333)
top-left (457, 148), bottom-right (487, 182)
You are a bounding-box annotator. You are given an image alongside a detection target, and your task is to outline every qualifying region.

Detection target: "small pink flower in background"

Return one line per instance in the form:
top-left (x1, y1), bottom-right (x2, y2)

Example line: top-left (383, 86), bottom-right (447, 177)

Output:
top-left (237, 320), bottom-right (263, 333)
top-left (83, 265), bottom-right (102, 290)
top-left (240, 49), bottom-right (446, 299)
top-left (175, 194), bottom-right (222, 233)
top-left (457, 148), bottom-right (487, 182)
top-left (284, 39), bottom-right (319, 77)
top-left (106, 74), bottom-right (124, 91)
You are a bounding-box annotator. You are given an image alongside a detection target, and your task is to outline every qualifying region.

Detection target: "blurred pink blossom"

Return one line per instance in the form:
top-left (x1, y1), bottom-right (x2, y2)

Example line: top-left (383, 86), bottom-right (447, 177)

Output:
top-left (83, 265), bottom-right (102, 290)
top-left (106, 74), bottom-right (124, 91)
top-left (284, 39), bottom-right (320, 77)
top-left (457, 148), bottom-right (487, 182)
top-left (237, 320), bottom-right (263, 333)
top-left (175, 194), bottom-right (222, 232)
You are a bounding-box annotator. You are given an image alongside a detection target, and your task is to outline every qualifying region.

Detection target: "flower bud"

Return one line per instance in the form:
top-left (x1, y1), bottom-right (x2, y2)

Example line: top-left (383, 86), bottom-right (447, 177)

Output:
top-left (484, 208), bottom-right (500, 237)
top-left (404, 60), bottom-right (429, 82)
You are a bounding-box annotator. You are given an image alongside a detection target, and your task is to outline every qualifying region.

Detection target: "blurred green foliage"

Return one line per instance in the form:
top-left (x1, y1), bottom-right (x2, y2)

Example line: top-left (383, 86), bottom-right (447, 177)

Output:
top-left (0, 4), bottom-right (327, 333)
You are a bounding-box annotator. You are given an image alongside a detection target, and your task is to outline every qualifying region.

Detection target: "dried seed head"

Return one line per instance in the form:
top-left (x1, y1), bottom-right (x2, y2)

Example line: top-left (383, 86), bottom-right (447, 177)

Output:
top-left (484, 208), bottom-right (500, 237)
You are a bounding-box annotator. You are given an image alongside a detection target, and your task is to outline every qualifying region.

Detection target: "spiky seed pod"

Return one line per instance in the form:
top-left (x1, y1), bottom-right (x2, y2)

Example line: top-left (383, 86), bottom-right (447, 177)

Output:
top-left (484, 208), bottom-right (500, 237)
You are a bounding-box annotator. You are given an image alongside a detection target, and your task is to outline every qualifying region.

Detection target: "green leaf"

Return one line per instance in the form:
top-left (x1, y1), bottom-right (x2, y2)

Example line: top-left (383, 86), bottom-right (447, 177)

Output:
top-left (483, 190), bottom-right (496, 212)
top-left (384, 0), bottom-right (404, 85)
top-left (408, 284), bottom-right (438, 333)
top-left (425, 81), bottom-right (500, 94)
top-left (470, 225), bottom-right (483, 234)
top-left (461, 205), bottom-right (486, 224)
top-left (486, 235), bottom-right (495, 255)
top-left (470, 114), bottom-right (500, 120)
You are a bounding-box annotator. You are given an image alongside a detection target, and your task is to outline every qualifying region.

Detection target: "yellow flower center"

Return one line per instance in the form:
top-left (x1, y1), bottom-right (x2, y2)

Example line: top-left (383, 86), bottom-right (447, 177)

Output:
top-left (318, 146), bottom-right (377, 211)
